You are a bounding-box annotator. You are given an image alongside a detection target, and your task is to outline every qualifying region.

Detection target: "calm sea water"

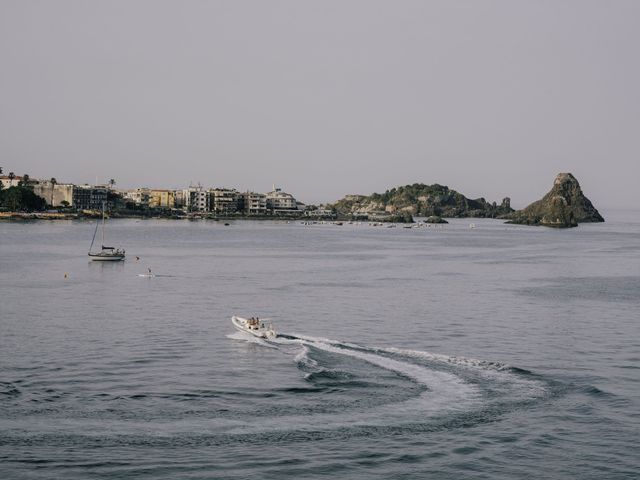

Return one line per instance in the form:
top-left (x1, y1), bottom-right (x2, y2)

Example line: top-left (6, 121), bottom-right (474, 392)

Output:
top-left (1, 213), bottom-right (639, 479)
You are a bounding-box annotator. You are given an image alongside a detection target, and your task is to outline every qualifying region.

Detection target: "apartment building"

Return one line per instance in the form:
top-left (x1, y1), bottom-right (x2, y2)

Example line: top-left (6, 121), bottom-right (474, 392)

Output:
top-left (123, 188), bottom-right (151, 208)
top-left (210, 189), bottom-right (238, 214)
top-left (72, 185), bottom-right (109, 210)
top-left (265, 187), bottom-right (298, 211)
top-left (183, 186), bottom-right (209, 212)
top-left (239, 192), bottom-right (267, 215)
top-left (149, 189), bottom-right (176, 209)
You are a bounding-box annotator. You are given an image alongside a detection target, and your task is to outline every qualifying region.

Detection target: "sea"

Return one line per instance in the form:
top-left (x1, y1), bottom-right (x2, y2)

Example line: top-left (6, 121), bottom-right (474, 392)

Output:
top-left (1, 213), bottom-right (639, 479)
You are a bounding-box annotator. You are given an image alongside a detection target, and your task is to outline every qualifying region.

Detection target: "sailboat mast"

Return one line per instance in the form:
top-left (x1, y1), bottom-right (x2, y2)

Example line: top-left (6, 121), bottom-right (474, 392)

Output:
top-left (89, 217), bottom-right (99, 254)
top-left (101, 202), bottom-right (106, 247)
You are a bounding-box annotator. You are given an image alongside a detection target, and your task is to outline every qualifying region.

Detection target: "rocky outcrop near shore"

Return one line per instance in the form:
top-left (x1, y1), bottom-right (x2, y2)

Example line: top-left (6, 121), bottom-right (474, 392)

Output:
top-left (331, 184), bottom-right (513, 219)
top-left (424, 215), bottom-right (448, 224)
top-left (507, 173), bottom-right (604, 228)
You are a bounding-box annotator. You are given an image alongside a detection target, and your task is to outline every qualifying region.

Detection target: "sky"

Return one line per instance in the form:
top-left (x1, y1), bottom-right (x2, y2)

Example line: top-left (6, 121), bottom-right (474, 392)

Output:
top-left (1, 0), bottom-right (639, 208)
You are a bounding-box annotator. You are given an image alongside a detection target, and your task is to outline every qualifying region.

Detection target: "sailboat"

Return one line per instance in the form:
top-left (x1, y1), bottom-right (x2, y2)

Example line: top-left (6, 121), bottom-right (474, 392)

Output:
top-left (88, 203), bottom-right (125, 261)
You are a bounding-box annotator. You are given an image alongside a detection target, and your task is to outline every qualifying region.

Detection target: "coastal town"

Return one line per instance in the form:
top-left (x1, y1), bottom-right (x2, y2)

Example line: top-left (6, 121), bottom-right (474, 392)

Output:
top-left (0, 169), bottom-right (605, 228)
top-left (0, 168), bottom-right (337, 220)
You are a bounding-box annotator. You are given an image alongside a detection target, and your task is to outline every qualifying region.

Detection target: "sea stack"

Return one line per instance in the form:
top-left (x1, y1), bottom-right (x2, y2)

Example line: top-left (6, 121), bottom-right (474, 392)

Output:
top-left (508, 173), bottom-right (604, 228)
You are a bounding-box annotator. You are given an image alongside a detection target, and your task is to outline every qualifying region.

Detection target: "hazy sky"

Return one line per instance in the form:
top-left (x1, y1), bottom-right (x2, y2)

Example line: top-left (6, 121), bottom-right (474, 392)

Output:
top-left (1, 1), bottom-right (638, 207)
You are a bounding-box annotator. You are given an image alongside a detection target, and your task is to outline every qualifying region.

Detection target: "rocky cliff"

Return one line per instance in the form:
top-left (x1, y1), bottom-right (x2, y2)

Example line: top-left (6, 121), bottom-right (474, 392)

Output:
top-left (330, 183), bottom-right (513, 219)
top-left (507, 173), bottom-right (604, 228)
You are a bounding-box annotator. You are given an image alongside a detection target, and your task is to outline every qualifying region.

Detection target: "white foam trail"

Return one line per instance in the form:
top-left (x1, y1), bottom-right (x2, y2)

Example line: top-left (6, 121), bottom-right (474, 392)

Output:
top-left (284, 335), bottom-right (536, 400)
top-left (384, 347), bottom-right (547, 400)
top-left (382, 347), bottom-right (510, 370)
top-left (219, 337), bottom-right (482, 435)
top-left (254, 333), bottom-right (543, 399)
top-left (291, 335), bottom-right (546, 400)
top-left (307, 340), bottom-right (480, 413)
top-left (226, 331), bottom-right (278, 348)
top-left (225, 331), bottom-right (546, 436)
top-left (293, 345), bottom-right (308, 363)
top-left (293, 345), bottom-right (318, 369)
top-left (287, 333), bottom-right (338, 345)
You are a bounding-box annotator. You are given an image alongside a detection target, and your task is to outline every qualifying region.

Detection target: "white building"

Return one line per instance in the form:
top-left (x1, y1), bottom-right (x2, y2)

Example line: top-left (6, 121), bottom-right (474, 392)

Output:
top-left (240, 191), bottom-right (267, 215)
top-left (184, 186), bottom-right (210, 212)
top-left (265, 186), bottom-right (298, 211)
top-left (123, 188), bottom-right (151, 207)
top-left (0, 175), bottom-right (24, 188)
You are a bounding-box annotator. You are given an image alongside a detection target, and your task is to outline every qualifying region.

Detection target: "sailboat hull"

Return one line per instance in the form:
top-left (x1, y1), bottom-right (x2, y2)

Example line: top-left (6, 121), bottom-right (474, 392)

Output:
top-left (88, 252), bottom-right (125, 261)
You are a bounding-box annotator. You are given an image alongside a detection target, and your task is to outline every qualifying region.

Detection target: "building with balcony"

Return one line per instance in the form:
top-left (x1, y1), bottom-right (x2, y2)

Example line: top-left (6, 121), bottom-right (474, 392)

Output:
top-left (123, 188), bottom-right (151, 208)
top-left (210, 189), bottom-right (238, 215)
top-left (266, 187), bottom-right (298, 212)
top-left (239, 192), bottom-right (267, 215)
top-left (183, 186), bottom-right (210, 212)
top-left (149, 189), bottom-right (176, 209)
top-left (73, 185), bottom-right (109, 211)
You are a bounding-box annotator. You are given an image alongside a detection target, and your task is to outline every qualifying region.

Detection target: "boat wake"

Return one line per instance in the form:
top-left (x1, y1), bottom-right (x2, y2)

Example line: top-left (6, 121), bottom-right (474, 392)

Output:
top-left (226, 331), bottom-right (279, 348)
top-left (226, 330), bottom-right (549, 437)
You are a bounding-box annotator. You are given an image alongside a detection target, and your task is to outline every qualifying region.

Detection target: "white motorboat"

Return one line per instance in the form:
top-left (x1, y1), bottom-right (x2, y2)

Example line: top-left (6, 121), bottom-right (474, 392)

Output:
top-left (231, 315), bottom-right (276, 339)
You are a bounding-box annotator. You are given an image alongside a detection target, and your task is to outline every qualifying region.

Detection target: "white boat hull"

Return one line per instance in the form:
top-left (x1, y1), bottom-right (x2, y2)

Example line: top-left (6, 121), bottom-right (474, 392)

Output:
top-left (231, 316), bottom-right (276, 339)
top-left (89, 253), bottom-right (125, 261)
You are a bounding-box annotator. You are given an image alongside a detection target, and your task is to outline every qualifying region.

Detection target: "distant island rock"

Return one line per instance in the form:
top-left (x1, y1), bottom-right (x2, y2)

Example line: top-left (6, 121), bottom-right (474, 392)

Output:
top-left (507, 173), bottom-right (604, 228)
top-left (330, 183), bottom-right (513, 220)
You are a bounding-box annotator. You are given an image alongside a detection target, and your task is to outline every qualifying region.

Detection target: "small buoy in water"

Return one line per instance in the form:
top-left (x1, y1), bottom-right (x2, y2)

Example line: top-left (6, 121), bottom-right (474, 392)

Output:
top-left (64, 273), bottom-right (68, 279)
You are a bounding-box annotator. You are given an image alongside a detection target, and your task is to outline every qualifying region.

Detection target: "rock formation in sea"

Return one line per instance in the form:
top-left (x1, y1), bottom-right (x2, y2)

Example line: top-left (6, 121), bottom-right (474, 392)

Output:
top-left (507, 173), bottom-right (604, 228)
top-left (330, 184), bottom-right (513, 219)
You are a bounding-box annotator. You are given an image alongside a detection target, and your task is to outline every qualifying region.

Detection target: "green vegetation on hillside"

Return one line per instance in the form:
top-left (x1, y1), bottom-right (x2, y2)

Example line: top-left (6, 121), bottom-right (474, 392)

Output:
top-left (0, 183), bottom-right (47, 212)
top-left (331, 183), bottom-right (512, 218)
